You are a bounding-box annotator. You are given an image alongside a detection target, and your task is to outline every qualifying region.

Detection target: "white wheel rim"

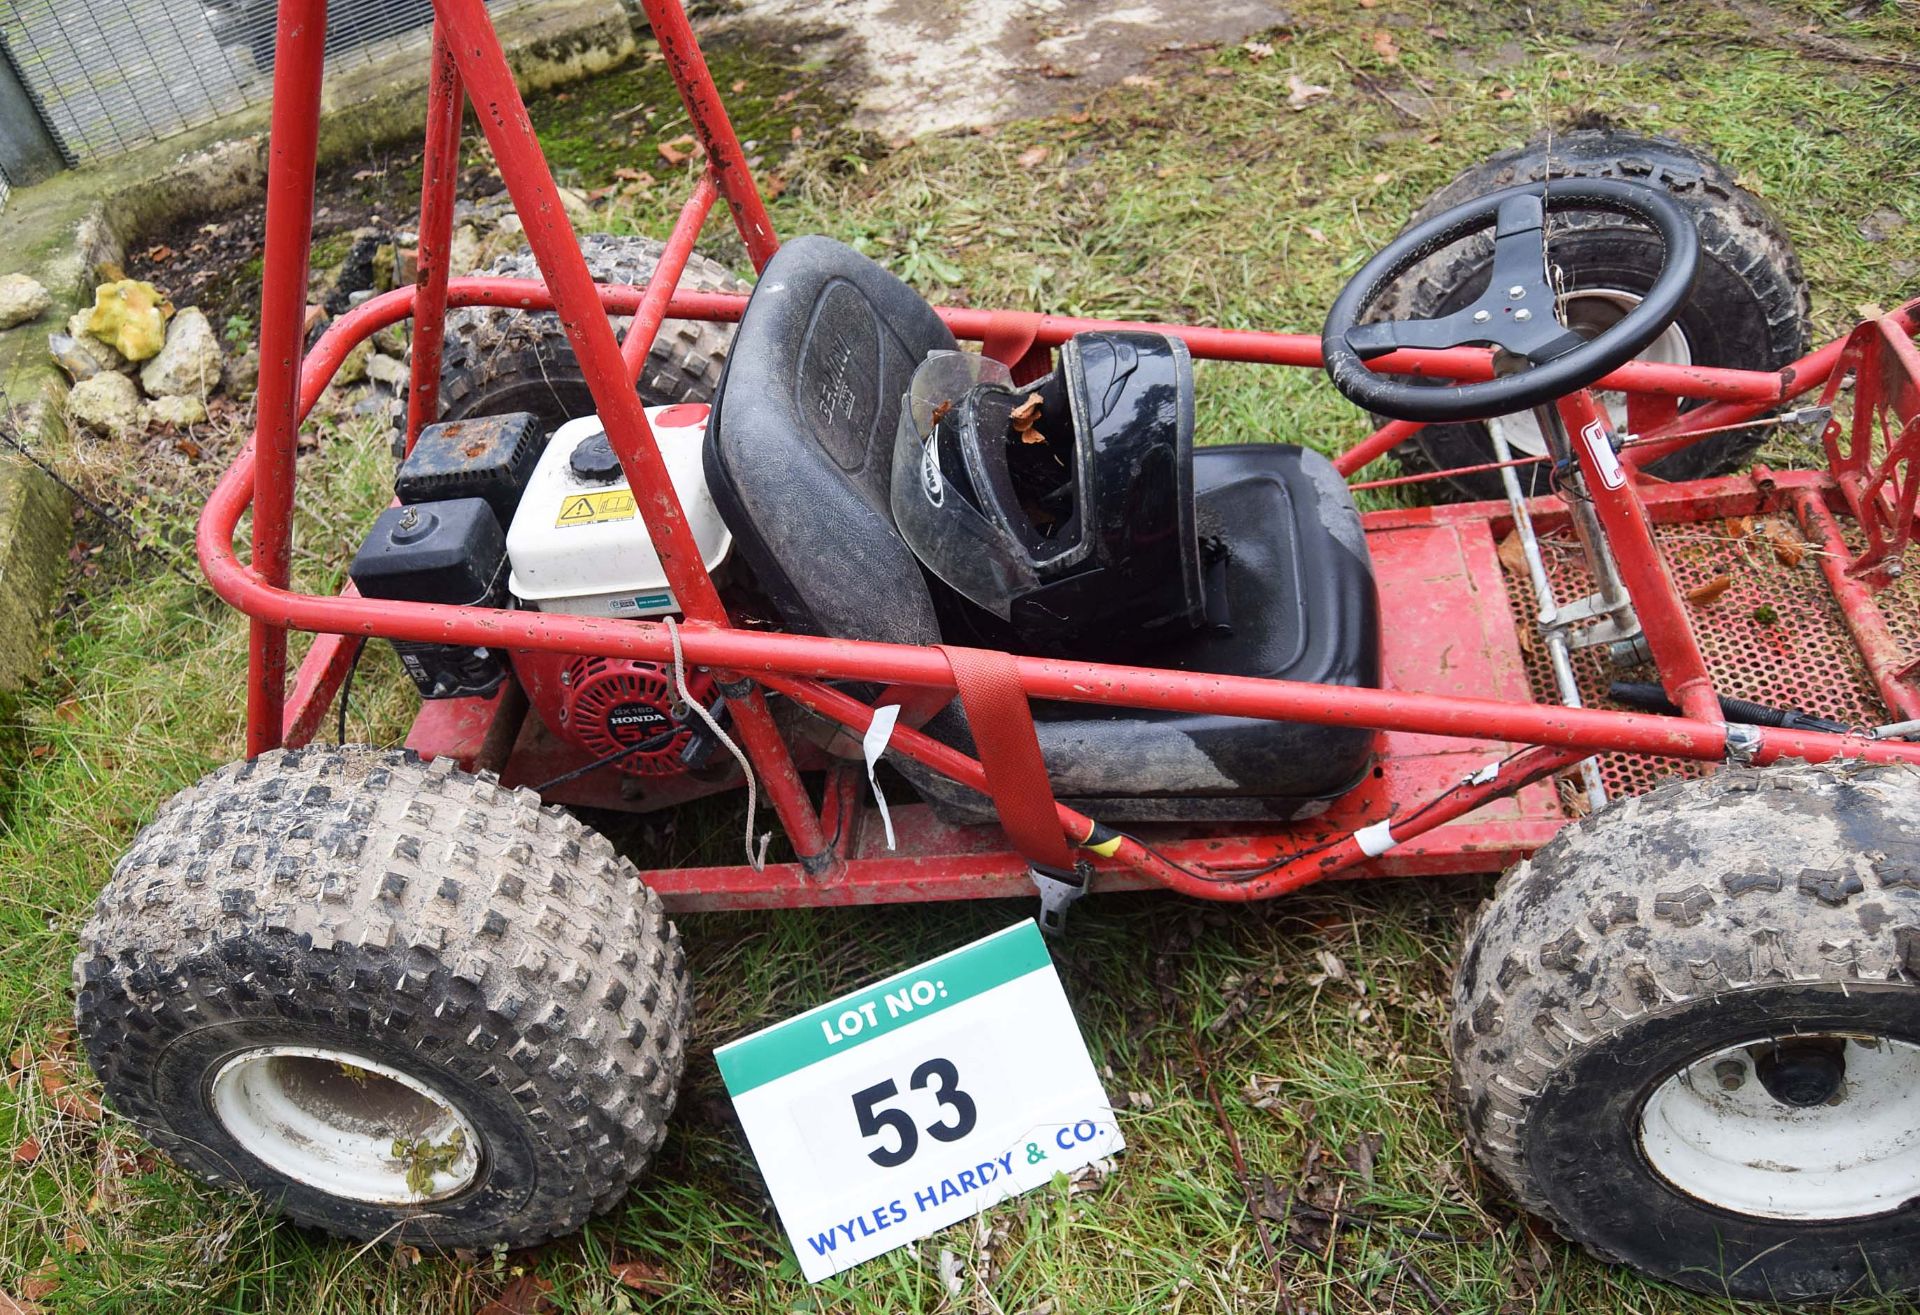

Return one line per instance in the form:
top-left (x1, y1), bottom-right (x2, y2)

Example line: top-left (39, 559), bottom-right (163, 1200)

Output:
top-left (210, 1046), bottom-right (481, 1205)
top-left (1485, 287), bottom-right (1693, 458)
top-left (1638, 1034), bottom-right (1920, 1221)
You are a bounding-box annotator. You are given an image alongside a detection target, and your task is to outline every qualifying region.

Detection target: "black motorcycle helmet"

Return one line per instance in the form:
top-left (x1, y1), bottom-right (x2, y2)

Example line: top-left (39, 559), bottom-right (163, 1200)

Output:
top-left (890, 330), bottom-right (1207, 653)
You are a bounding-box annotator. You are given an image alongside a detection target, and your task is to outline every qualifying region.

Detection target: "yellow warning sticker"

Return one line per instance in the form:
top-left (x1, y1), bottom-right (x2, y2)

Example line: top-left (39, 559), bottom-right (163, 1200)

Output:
top-left (555, 489), bottom-right (636, 527)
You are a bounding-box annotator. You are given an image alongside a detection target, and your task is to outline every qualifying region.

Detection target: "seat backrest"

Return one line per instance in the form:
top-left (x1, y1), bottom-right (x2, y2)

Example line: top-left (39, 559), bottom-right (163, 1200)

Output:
top-left (706, 236), bottom-right (959, 645)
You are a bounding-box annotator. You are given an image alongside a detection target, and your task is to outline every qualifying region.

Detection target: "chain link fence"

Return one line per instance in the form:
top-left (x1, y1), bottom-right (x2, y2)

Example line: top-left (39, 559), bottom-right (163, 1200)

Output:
top-left (0, 0), bottom-right (538, 171)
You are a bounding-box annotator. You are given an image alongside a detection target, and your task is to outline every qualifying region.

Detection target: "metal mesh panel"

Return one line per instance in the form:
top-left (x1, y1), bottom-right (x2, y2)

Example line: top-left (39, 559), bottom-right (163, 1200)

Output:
top-left (1500, 510), bottom-right (1896, 810)
top-left (0, 0), bottom-right (536, 165)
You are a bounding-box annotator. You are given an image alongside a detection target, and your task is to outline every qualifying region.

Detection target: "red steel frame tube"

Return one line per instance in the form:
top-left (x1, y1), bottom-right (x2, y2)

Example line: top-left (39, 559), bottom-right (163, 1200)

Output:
top-left (1789, 486), bottom-right (1920, 723)
top-left (1556, 390), bottom-right (1720, 720)
top-left (638, 0), bottom-right (779, 271)
top-left (236, 0), bottom-right (1920, 900)
top-left (428, 0), bottom-right (829, 865)
top-left (246, 0), bottom-right (330, 758)
top-left (619, 169), bottom-right (718, 382)
top-left (404, 23), bottom-right (464, 453)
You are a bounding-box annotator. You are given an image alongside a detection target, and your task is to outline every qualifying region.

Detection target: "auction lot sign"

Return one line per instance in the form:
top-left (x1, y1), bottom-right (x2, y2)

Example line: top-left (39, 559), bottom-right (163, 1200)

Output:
top-left (717, 921), bottom-right (1124, 1281)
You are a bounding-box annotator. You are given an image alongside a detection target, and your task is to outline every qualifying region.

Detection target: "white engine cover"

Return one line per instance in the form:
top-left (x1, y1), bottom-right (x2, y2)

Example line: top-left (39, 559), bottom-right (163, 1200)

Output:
top-left (505, 404), bottom-right (732, 618)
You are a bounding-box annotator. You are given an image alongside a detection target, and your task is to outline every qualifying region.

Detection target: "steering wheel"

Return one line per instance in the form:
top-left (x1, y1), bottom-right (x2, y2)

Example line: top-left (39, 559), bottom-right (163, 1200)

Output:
top-left (1321, 178), bottom-right (1700, 424)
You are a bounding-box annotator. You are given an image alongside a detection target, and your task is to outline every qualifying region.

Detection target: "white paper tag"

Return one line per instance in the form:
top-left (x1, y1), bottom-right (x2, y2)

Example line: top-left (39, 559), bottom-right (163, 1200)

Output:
top-left (715, 922), bottom-right (1124, 1282)
top-left (862, 704), bottom-right (901, 851)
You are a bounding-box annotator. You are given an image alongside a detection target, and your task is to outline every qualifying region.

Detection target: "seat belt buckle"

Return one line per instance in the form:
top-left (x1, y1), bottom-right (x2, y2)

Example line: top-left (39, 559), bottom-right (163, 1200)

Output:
top-left (1029, 862), bottom-right (1088, 936)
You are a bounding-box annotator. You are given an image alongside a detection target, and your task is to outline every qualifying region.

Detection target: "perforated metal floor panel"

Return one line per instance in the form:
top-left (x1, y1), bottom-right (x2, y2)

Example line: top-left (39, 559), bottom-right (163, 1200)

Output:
top-left (1500, 508), bottom-right (1897, 808)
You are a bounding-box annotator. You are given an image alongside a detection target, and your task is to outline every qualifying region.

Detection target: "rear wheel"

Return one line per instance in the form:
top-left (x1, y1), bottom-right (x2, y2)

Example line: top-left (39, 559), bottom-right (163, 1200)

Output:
top-left (1451, 761), bottom-right (1920, 1300)
top-left (398, 233), bottom-right (747, 448)
top-left (1374, 129), bottom-right (1811, 500)
top-left (75, 747), bottom-right (691, 1248)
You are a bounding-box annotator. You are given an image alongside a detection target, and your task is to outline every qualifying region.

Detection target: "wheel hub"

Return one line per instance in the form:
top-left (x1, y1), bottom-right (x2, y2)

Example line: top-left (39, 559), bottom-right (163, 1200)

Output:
top-left (1486, 287), bottom-right (1693, 458)
top-left (1639, 1034), bottom-right (1920, 1221)
top-left (210, 1046), bottom-right (481, 1205)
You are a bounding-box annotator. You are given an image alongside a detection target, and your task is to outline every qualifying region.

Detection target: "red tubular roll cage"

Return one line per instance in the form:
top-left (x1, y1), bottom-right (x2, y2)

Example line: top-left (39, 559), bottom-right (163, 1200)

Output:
top-left (205, 0), bottom-right (1920, 911)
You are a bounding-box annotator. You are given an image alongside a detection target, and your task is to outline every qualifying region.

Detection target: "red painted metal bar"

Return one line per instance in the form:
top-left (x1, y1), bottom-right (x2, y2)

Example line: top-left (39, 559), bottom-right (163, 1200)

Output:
top-left (404, 23), bottom-right (464, 454)
top-left (619, 169), bottom-right (719, 384)
top-left (761, 670), bottom-right (1588, 900)
top-left (1788, 486), bottom-right (1920, 722)
top-left (639, 0), bottom-right (779, 271)
top-left (198, 455), bottom-right (1920, 773)
top-left (297, 278), bottom-right (1798, 404)
top-left (430, 0), bottom-right (830, 865)
top-left (1556, 391), bottom-right (1720, 721)
top-left (1333, 418), bottom-right (1426, 477)
top-left (284, 628), bottom-right (362, 747)
top-left (245, 0), bottom-right (330, 757)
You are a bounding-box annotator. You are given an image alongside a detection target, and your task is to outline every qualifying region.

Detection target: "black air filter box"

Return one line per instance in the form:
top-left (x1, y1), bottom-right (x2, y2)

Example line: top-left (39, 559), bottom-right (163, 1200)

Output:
top-left (394, 412), bottom-right (544, 524)
top-left (349, 498), bottom-right (510, 700)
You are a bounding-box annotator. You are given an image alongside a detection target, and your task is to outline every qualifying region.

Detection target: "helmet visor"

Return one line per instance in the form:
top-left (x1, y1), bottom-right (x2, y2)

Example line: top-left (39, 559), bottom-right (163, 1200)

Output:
top-left (890, 352), bottom-right (1038, 620)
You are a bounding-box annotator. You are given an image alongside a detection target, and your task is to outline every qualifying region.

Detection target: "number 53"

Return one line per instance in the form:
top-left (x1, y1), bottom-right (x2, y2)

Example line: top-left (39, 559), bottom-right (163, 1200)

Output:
top-left (851, 1058), bottom-right (977, 1167)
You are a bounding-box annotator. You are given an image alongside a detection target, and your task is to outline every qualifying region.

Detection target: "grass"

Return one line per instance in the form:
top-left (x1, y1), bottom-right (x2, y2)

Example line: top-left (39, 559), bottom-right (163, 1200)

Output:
top-left (3, 0), bottom-right (1920, 1310)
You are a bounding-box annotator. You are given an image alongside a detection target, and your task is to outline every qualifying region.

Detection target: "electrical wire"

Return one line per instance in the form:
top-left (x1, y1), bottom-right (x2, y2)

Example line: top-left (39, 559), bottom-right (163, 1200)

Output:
top-left (335, 640), bottom-right (367, 747)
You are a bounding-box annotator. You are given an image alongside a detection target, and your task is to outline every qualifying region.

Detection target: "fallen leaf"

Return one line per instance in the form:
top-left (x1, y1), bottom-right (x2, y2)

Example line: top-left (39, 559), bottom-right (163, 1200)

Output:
top-left (174, 437), bottom-right (204, 460)
top-left (53, 1087), bottom-right (100, 1124)
top-left (59, 1232), bottom-right (86, 1256)
top-left (730, 79), bottom-right (746, 92)
top-left (11, 1138), bottom-right (40, 1166)
top-left (612, 167), bottom-right (653, 184)
top-left (761, 172), bottom-right (789, 201)
top-left (0, 1293), bottom-right (45, 1315)
top-left (1370, 29), bottom-right (1401, 63)
top-left (1724, 515), bottom-right (1753, 540)
top-left (1496, 529), bottom-right (1528, 575)
top-left (609, 1259), bottom-right (669, 1293)
top-left (479, 1274), bottom-right (552, 1315)
top-left (1686, 575), bottom-right (1733, 605)
top-left (1242, 40), bottom-right (1274, 60)
top-left (1767, 524), bottom-right (1807, 567)
top-left (1286, 74), bottom-right (1332, 110)
top-left (1017, 145), bottom-right (1051, 169)
top-left (1121, 74), bottom-right (1160, 88)
top-left (656, 134), bottom-right (697, 166)
top-left (18, 1262), bottom-right (56, 1301)
top-left (1493, 86), bottom-right (1516, 101)
top-left (144, 245), bottom-right (174, 263)
top-left (1303, 225), bottom-right (1329, 245)
top-left (1010, 393), bottom-right (1044, 442)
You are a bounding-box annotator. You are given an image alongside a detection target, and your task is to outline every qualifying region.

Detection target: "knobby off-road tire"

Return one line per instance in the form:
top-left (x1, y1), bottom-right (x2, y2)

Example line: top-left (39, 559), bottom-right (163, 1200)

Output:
top-left (400, 233), bottom-right (748, 446)
top-left (75, 747), bottom-right (691, 1248)
top-left (1451, 761), bottom-right (1920, 1301)
top-left (1375, 129), bottom-right (1811, 500)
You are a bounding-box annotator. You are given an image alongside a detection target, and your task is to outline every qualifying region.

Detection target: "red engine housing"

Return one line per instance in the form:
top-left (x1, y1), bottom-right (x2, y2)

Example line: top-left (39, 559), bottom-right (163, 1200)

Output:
top-left (511, 650), bottom-right (715, 776)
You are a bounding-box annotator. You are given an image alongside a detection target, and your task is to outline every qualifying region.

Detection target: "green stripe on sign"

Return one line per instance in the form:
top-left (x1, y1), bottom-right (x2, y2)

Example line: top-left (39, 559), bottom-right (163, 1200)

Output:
top-left (715, 921), bottom-right (1051, 1094)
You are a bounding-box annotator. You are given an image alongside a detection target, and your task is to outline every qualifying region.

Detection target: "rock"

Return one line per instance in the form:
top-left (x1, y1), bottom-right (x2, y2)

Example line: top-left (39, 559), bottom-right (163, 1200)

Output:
top-left (140, 307), bottom-right (224, 398)
top-left (450, 224), bottom-right (482, 276)
top-left (1860, 206), bottom-right (1908, 243)
top-left (0, 274), bottom-right (51, 329)
top-left (67, 371), bottom-right (141, 437)
top-left (65, 311), bottom-right (132, 374)
top-left (223, 348), bottom-right (260, 401)
top-left (555, 187), bottom-right (594, 224)
top-left (139, 395), bottom-right (207, 428)
top-left (48, 334), bottom-right (105, 383)
top-left (497, 214), bottom-right (525, 237)
top-left (373, 321), bottom-right (409, 356)
top-left (335, 338), bottom-right (373, 386)
top-left (86, 279), bottom-right (174, 361)
top-left (365, 352), bottom-right (410, 390)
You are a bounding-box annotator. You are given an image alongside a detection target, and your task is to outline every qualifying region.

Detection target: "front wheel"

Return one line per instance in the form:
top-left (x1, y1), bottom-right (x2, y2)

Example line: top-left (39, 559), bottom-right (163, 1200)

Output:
top-left (75, 747), bottom-right (691, 1248)
top-left (1451, 761), bottom-right (1920, 1300)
